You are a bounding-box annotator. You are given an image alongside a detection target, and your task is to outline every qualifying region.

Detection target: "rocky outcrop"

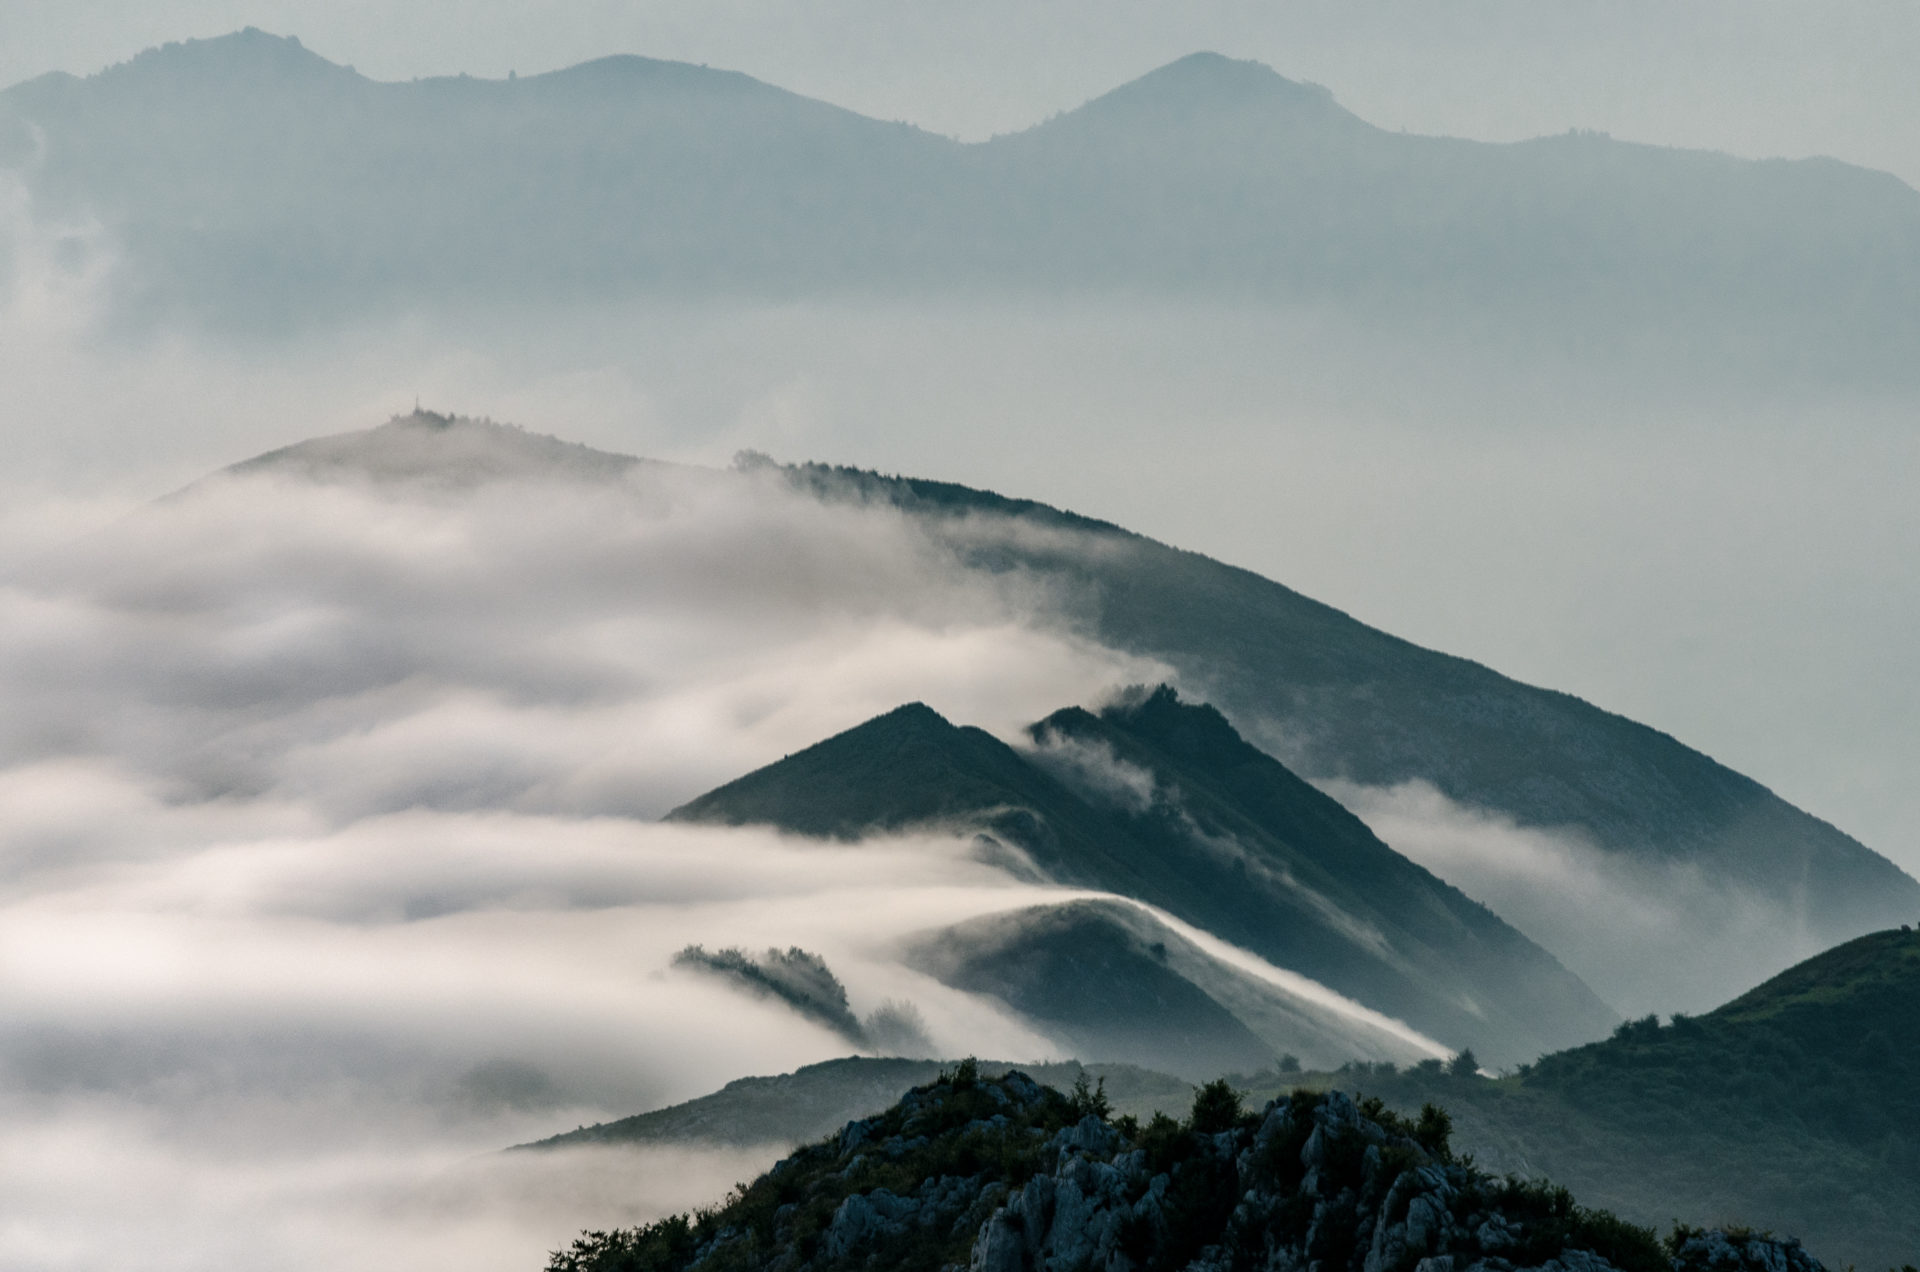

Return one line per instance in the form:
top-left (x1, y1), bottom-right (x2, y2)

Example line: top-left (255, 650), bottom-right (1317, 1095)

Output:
top-left (545, 1069), bottom-right (1828, 1272)
top-left (1666, 1230), bottom-right (1827, 1272)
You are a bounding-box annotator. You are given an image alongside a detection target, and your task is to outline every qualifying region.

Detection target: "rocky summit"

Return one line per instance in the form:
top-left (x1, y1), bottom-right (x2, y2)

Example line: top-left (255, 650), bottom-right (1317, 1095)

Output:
top-left (544, 1067), bottom-right (1826, 1272)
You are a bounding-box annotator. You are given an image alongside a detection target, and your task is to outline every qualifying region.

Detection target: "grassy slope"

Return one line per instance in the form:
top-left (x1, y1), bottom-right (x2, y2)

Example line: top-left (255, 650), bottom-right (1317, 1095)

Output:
top-left (521, 934), bottom-right (1920, 1264)
top-left (1283, 929), bottom-right (1920, 1269)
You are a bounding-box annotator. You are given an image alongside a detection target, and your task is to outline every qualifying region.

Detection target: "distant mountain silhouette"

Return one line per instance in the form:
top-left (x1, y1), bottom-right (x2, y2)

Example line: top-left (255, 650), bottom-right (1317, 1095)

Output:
top-left (5, 29), bottom-right (1918, 369)
top-left (671, 689), bottom-right (1617, 1065)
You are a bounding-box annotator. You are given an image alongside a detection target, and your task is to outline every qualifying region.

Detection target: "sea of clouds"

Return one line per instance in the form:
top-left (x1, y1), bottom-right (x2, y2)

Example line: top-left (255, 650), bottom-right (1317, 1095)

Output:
top-left (0, 457), bottom-right (1177, 1271)
top-left (8, 153), bottom-right (1920, 1267)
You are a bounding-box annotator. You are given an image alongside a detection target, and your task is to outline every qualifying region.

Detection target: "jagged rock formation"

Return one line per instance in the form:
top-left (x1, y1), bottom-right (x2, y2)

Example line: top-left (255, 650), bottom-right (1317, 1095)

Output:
top-left (544, 1068), bottom-right (1825, 1272)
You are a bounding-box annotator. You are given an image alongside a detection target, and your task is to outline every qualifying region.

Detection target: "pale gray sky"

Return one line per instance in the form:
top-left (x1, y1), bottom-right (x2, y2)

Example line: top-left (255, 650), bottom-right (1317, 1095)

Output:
top-left (7, 1), bottom-right (1920, 187)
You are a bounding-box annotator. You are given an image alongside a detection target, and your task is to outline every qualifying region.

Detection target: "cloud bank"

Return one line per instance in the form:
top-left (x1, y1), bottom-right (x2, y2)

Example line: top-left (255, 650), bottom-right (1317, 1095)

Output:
top-left (0, 458), bottom-right (1175, 1270)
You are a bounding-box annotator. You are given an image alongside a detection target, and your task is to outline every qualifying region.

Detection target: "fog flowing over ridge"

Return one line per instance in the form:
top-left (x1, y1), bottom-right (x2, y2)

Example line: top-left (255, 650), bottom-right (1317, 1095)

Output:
top-left (2, 399), bottom-right (1915, 1265)
top-left (0, 445), bottom-right (1187, 1270)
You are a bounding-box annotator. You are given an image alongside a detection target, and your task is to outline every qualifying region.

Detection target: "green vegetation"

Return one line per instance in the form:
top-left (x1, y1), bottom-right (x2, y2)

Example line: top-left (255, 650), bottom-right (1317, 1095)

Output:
top-left (543, 1067), bottom-right (1679, 1272)
top-left (547, 1064), bottom-right (1088, 1272)
top-left (1272, 928), bottom-right (1920, 1270)
top-left (532, 929), bottom-right (1920, 1267)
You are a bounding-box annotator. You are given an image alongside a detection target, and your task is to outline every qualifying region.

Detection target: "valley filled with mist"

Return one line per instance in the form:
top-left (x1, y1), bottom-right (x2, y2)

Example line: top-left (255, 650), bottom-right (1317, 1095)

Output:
top-left (3, 21), bottom-right (1918, 1272)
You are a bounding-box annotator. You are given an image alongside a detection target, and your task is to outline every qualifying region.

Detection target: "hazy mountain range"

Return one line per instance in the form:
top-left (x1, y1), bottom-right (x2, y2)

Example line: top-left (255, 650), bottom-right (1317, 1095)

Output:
top-left (4, 27), bottom-right (1918, 376)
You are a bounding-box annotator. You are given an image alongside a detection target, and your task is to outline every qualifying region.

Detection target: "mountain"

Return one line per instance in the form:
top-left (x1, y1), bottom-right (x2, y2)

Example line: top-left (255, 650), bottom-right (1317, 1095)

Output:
top-left (905, 899), bottom-right (1439, 1078)
top-left (671, 689), bottom-right (1617, 1065)
top-left (217, 409), bottom-right (650, 488)
top-left (773, 460), bottom-right (1920, 1015)
top-left (5, 31), bottom-right (1919, 369)
top-left (521, 1056), bottom-right (1193, 1152)
top-left (540, 1063), bottom-right (1827, 1272)
top-left (220, 415), bottom-right (1920, 1017)
top-left (527, 929), bottom-right (1919, 1268)
top-left (1326, 926), bottom-right (1920, 1269)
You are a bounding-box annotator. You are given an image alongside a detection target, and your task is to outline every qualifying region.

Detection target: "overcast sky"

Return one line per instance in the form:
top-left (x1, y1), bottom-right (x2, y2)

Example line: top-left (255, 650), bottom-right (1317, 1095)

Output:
top-left (8, 1), bottom-right (1920, 187)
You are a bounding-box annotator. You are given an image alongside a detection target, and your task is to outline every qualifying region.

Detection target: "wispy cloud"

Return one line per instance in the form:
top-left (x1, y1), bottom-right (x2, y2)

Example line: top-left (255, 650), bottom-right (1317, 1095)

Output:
top-left (1319, 778), bottom-right (1829, 1017)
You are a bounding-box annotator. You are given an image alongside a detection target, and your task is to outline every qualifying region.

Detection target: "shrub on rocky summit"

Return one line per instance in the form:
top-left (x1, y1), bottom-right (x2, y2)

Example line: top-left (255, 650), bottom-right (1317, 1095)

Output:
top-left (546, 1067), bottom-right (1825, 1272)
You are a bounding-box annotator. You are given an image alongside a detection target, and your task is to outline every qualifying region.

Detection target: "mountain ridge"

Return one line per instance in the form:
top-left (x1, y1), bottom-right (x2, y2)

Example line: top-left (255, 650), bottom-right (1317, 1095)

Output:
top-left (671, 688), bottom-right (1617, 1063)
top-left (217, 415), bottom-right (1920, 1016)
top-left (7, 28), bottom-right (1918, 367)
top-left (1340, 926), bottom-right (1920, 1268)
top-left (519, 927), bottom-right (1920, 1267)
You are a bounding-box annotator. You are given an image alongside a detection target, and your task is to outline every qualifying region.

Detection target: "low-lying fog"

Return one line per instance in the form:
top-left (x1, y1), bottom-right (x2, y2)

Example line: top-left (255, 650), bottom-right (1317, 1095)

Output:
top-left (0, 459), bottom-right (1190, 1268)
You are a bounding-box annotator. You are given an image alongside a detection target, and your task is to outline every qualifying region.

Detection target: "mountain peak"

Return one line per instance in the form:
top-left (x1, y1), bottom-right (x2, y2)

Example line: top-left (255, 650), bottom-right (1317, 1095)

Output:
top-left (665, 701), bottom-right (1041, 839)
top-left (210, 411), bottom-right (647, 489)
top-left (1068, 50), bottom-right (1348, 125)
top-left (527, 53), bottom-right (779, 99)
top-left (1030, 684), bottom-right (1248, 771)
top-left (109, 29), bottom-right (356, 86)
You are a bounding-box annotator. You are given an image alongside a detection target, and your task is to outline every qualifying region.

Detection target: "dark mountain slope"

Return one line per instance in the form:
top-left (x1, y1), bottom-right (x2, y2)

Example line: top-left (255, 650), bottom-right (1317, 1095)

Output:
top-left (668, 701), bottom-right (1158, 896)
top-left (1032, 691), bottom-right (1612, 1052)
top-left (1343, 927), bottom-right (1920, 1269)
top-left (6, 31), bottom-right (1919, 367)
top-left (781, 461), bottom-right (1920, 1011)
top-left (905, 899), bottom-right (1424, 1078)
top-left (671, 692), bottom-right (1614, 1064)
